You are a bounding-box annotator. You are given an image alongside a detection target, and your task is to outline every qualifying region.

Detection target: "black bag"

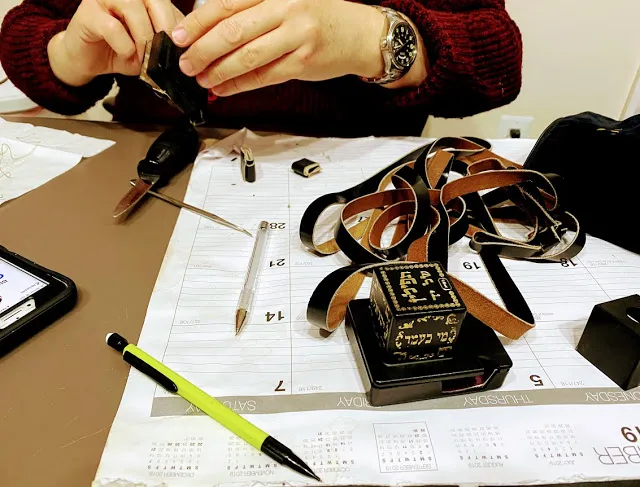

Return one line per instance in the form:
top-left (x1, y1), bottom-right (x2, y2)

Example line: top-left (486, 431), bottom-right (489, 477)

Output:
top-left (523, 111), bottom-right (640, 254)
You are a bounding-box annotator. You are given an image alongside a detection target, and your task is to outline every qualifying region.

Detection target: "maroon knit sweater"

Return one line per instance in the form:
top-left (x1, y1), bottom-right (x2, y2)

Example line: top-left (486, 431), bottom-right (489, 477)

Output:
top-left (0, 0), bottom-right (522, 137)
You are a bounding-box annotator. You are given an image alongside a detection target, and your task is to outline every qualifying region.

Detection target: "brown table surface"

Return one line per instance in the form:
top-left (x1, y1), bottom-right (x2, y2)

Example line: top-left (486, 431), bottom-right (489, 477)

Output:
top-left (0, 117), bottom-right (635, 487)
top-left (0, 117), bottom-right (233, 487)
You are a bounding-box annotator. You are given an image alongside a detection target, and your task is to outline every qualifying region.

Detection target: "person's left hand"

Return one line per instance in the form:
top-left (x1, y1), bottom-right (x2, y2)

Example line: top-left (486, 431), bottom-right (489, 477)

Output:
top-left (170, 0), bottom-right (386, 96)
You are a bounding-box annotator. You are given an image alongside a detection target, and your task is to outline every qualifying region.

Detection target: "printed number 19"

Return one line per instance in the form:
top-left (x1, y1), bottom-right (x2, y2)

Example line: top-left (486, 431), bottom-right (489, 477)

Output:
top-left (621, 426), bottom-right (640, 442)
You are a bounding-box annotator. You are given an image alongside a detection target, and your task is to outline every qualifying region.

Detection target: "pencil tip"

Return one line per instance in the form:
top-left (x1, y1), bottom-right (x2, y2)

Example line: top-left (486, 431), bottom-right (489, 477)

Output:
top-left (295, 462), bottom-right (321, 482)
top-left (235, 309), bottom-right (247, 334)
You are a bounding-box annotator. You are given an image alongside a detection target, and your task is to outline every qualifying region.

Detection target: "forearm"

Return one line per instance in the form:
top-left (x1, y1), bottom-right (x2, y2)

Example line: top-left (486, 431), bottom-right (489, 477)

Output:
top-left (48, 31), bottom-right (99, 87)
top-left (356, 0), bottom-right (522, 116)
top-left (0, 1), bottom-right (113, 115)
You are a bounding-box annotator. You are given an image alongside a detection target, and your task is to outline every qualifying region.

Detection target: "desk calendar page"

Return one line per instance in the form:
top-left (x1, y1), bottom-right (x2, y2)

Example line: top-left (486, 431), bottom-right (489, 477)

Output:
top-left (93, 131), bottom-right (640, 487)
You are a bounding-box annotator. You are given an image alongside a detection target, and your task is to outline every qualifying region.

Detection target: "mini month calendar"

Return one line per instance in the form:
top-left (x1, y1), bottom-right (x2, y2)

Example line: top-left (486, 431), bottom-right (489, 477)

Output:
top-left (302, 429), bottom-right (356, 474)
top-left (526, 423), bottom-right (585, 462)
top-left (451, 425), bottom-right (509, 462)
top-left (374, 422), bottom-right (437, 473)
top-left (148, 437), bottom-right (204, 474)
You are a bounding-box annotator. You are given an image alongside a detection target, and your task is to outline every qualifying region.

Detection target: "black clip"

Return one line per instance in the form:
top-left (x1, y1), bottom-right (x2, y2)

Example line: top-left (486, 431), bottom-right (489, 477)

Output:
top-left (291, 158), bottom-right (322, 178)
top-left (139, 31), bottom-right (208, 125)
top-left (240, 146), bottom-right (256, 183)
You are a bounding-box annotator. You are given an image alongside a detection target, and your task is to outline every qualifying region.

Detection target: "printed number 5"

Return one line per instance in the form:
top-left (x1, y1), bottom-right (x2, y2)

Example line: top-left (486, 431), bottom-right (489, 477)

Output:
top-left (530, 374), bottom-right (544, 386)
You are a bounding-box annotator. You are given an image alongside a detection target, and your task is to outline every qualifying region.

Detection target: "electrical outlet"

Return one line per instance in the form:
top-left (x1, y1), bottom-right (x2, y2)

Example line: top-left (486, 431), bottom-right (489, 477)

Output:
top-left (497, 115), bottom-right (534, 139)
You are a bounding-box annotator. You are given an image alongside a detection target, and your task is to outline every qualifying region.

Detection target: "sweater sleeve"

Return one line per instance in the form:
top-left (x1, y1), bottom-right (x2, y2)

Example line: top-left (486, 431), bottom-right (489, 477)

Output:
top-left (371, 0), bottom-right (523, 118)
top-left (0, 0), bottom-right (115, 115)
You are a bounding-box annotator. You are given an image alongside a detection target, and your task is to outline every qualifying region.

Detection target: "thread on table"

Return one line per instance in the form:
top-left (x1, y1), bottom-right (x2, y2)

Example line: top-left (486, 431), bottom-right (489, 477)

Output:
top-left (0, 141), bottom-right (38, 181)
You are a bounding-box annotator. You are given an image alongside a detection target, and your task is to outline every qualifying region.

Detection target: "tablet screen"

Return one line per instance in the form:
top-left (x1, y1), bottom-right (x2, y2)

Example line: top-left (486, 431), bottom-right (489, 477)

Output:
top-left (0, 257), bottom-right (48, 314)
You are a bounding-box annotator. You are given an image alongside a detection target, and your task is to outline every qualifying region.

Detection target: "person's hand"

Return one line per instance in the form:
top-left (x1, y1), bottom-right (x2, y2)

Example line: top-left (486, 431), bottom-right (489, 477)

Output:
top-left (170, 0), bottom-right (389, 96)
top-left (48, 0), bottom-right (184, 87)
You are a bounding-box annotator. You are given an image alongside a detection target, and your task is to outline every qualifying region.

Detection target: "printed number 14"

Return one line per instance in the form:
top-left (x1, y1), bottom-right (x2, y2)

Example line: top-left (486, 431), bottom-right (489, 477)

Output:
top-left (266, 311), bottom-right (285, 322)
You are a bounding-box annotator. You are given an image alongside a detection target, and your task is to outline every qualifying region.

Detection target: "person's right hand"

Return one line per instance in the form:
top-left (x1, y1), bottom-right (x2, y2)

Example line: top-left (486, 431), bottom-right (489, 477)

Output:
top-left (48, 0), bottom-right (183, 87)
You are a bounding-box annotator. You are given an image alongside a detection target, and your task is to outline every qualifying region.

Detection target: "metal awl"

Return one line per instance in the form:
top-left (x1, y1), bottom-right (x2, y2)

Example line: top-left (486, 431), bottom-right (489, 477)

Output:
top-left (129, 179), bottom-right (252, 237)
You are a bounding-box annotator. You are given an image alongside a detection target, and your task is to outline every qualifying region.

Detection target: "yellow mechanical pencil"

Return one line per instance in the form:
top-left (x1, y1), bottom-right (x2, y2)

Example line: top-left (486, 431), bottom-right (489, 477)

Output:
top-left (106, 332), bottom-right (320, 482)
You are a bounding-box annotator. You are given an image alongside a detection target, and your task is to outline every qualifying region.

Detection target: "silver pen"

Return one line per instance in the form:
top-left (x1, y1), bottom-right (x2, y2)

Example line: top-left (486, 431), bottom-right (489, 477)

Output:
top-left (235, 221), bottom-right (269, 335)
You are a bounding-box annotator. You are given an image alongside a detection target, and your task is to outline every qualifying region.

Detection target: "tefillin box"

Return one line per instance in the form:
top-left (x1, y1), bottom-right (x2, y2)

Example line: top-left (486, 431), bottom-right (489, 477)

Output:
top-left (345, 261), bottom-right (513, 407)
top-left (369, 262), bottom-right (466, 363)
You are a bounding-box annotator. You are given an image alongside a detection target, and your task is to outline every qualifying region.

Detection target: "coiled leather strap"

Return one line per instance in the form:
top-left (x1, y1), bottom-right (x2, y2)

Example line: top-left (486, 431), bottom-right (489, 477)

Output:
top-left (299, 137), bottom-right (585, 340)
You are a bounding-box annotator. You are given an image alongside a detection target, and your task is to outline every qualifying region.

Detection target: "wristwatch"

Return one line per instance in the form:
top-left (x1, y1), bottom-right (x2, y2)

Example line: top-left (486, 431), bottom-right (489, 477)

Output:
top-left (361, 6), bottom-right (419, 84)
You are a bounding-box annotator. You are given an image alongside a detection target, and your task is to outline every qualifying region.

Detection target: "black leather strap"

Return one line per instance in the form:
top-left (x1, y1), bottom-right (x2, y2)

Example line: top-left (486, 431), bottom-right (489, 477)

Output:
top-left (298, 137), bottom-right (585, 340)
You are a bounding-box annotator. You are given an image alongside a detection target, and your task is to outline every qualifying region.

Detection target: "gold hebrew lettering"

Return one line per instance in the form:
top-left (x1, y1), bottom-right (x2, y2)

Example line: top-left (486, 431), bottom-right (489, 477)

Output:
top-left (446, 314), bottom-right (459, 325)
top-left (437, 331), bottom-right (449, 342)
top-left (420, 271), bottom-right (434, 286)
top-left (448, 326), bottom-right (458, 343)
top-left (399, 321), bottom-right (414, 330)
top-left (400, 271), bottom-right (418, 287)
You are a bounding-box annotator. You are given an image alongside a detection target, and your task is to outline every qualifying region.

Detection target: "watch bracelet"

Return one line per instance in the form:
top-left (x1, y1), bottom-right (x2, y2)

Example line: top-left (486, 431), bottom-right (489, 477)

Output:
top-left (360, 6), bottom-right (416, 85)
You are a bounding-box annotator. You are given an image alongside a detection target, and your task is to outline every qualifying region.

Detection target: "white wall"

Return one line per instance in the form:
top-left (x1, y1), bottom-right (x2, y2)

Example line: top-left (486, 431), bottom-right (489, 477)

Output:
top-left (424, 0), bottom-right (640, 138)
top-left (0, 0), bottom-right (19, 22)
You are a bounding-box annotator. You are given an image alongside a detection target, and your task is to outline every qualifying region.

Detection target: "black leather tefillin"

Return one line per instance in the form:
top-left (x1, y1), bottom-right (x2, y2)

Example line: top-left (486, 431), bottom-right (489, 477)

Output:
top-left (138, 31), bottom-right (209, 126)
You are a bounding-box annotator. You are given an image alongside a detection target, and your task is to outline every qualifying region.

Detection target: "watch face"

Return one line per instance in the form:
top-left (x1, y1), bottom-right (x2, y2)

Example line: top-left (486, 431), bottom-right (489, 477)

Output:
top-left (391, 22), bottom-right (417, 68)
